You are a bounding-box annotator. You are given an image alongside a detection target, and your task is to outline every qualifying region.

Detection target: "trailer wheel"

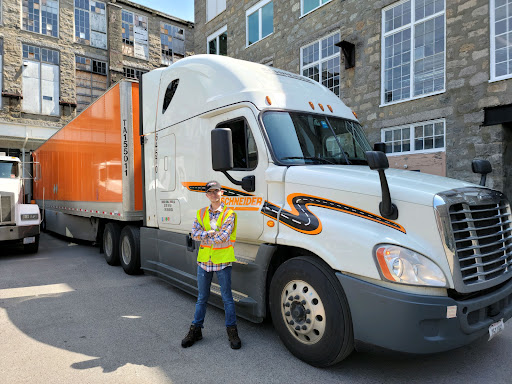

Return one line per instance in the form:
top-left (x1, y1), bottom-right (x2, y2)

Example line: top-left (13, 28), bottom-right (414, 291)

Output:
top-left (103, 223), bottom-right (121, 265)
top-left (119, 225), bottom-right (141, 275)
top-left (269, 256), bottom-right (354, 367)
top-left (23, 235), bottom-right (39, 254)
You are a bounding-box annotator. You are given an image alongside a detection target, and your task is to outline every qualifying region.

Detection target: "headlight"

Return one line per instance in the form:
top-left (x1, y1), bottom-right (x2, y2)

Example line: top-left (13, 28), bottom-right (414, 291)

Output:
top-left (21, 214), bottom-right (38, 220)
top-left (374, 245), bottom-right (447, 287)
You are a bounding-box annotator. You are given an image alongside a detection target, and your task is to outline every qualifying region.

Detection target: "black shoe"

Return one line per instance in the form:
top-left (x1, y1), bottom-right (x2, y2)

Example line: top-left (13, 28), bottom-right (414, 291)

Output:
top-left (227, 325), bottom-right (241, 349)
top-left (181, 325), bottom-right (202, 348)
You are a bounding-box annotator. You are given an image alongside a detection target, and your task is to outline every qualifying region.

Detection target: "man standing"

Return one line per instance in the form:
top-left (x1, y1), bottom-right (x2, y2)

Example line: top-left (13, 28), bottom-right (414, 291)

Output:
top-left (181, 180), bottom-right (242, 349)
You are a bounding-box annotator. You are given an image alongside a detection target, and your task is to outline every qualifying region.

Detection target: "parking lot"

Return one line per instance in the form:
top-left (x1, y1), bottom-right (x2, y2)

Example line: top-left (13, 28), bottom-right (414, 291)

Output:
top-left (1, 232), bottom-right (512, 384)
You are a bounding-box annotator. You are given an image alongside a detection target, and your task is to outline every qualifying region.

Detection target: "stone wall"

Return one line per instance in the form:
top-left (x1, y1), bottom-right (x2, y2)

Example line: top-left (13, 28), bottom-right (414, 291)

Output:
top-left (194, 0), bottom-right (512, 194)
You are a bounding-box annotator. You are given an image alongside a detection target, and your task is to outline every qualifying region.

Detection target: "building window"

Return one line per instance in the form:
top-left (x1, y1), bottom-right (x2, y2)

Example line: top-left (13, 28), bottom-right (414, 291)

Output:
top-left (74, 0), bottom-right (107, 49)
top-left (381, 0), bottom-right (445, 105)
top-left (381, 119), bottom-right (445, 154)
top-left (161, 22), bottom-right (186, 65)
top-left (123, 67), bottom-right (147, 81)
top-left (22, 44), bottom-right (60, 116)
top-left (22, 0), bottom-right (59, 37)
top-left (246, 0), bottom-right (273, 46)
top-left (122, 10), bottom-right (148, 60)
top-left (301, 32), bottom-right (340, 96)
top-left (491, 0), bottom-right (512, 81)
top-left (207, 25), bottom-right (227, 55)
top-left (0, 40), bottom-right (3, 109)
top-left (75, 56), bottom-right (107, 112)
top-left (207, 0), bottom-right (226, 22)
top-left (301, 0), bottom-right (332, 16)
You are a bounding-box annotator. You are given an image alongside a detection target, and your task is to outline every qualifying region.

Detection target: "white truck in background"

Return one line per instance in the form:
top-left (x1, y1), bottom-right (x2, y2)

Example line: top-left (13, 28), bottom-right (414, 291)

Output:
top-left (0, 154), bottom-right (40, 253)
top-left (34, 55), bottom-right (512, 367)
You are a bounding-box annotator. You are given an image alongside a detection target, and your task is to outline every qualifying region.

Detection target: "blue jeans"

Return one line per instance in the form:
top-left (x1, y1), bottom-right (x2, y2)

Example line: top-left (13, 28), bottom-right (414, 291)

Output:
top-left (192, 265), bottom-right (237, 328)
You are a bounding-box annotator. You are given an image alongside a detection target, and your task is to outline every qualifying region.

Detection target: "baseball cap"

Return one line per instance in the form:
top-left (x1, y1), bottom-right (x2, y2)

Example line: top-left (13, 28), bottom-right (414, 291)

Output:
top-left (205, 180), bottom-right (221, 192)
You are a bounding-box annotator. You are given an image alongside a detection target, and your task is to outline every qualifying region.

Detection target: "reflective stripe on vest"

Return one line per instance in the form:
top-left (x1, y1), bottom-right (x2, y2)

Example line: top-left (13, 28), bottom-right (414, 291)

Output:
top-left (196, 206), bottom-right (237, 264)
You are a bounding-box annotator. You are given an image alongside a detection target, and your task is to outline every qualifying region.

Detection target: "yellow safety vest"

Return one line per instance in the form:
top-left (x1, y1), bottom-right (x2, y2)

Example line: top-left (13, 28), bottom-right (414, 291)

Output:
top-left (196, 206), bottom-right (237, 264)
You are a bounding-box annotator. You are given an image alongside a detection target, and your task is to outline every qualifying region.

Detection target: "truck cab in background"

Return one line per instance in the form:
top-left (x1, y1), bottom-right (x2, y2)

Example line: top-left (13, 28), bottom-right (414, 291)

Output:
top-left (0, 154), bottom-right (40, 253)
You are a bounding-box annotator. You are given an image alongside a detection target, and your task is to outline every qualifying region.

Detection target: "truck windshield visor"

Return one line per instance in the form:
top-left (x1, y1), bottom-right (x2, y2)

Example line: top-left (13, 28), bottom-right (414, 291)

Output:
top-left (0, 161), bottom-right (19, 178)
top-left (262, 111), bottom-right (371, 165)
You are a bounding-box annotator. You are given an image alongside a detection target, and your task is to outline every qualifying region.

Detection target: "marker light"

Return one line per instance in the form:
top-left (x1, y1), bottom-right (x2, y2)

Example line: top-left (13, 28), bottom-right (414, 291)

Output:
top-left (352, 110), bottom-right (358, 118)
top-left (309, 102), bottom-right (315, 110)
top-left (266, 96), bottom-right (272, 105)
top-left (267, 220), bottom-right (275, 228)
top-left (318, 103), bottom-right (324, 111)
top-left (327, 105), bottom-right (333, 112)
top-left (375, 245), bottom-right (447, 287)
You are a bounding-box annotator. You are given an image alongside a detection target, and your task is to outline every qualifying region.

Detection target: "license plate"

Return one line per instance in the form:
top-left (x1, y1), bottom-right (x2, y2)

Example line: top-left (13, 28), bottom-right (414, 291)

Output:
top-left (23, 237), bottom-right (35, 244)
top-left (488, 318), bottom-right (505, 341)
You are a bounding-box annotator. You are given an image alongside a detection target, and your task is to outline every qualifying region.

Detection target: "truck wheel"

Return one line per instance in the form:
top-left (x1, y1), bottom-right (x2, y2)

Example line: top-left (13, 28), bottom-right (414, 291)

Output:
top-left (24, 235), bottom-right (40, 254)
top-left (269, 256), bottom-right (354, 367)
top-left (103, 223), bottom-right (121, 265)
top-left (119, 225), bottom-right (141, 275)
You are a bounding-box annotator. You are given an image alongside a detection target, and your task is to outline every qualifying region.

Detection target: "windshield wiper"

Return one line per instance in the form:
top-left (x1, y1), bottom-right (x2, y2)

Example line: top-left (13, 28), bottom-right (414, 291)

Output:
top-left (281, 156), bottom-right (335, 165)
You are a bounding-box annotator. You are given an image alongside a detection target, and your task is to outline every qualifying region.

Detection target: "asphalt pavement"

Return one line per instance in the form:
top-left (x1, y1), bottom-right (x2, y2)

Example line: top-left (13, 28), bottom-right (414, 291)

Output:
top-left (1, 232), bottom-right (511, 384)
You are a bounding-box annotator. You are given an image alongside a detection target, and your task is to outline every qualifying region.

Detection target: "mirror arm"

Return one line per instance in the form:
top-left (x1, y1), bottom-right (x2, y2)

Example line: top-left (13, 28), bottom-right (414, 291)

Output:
top-left (222, 171), bottom-right (242, 186)
top-left (377, 169), bottom-right (399, 220)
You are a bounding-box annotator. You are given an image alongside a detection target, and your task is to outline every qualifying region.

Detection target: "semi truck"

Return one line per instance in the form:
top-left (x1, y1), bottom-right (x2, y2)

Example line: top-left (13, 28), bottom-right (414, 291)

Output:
top-left (0, 154), bottom-right (40, 253)
top-left (33, 55), bottom-right (512, 367)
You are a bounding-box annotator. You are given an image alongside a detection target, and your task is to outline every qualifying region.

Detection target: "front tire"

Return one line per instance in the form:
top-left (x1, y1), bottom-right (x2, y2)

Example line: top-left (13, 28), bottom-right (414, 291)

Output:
top-left (103, 223), bottom-right (121, 265)
top-left (119, 225), bottom-right (141, 275)
top-left (269, 256), bottom-right (354, 367)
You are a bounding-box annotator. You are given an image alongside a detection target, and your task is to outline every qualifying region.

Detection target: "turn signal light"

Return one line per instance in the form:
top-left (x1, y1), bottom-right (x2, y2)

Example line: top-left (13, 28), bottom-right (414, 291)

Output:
top-left (309, 102), bottom-right (315, 110)
top-left (267, 220), bottom-right (275, 228)
top-left (352, 110), bottom-right (358, 118)
top-left (266, 96), bottom-right (272, 105)
top-left (318, 103), bottom-right (324, 111)
top-left (327, 105), bottom-right (333, 112)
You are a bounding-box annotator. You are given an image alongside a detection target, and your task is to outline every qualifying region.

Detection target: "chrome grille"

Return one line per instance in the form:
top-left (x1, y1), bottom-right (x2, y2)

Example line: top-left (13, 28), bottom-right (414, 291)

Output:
top-left (0, 193), bottom-right (14, 224)
top-left (435, 187), bottom-right (512, 293)
top-left (450, 201), bottom-right (512, 284)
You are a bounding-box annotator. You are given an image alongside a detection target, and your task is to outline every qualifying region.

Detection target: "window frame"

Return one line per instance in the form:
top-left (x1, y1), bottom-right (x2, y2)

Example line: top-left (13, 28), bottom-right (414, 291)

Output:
top-left (380, 0), bottom-right (447, 106)
top-left (490, 0), bottom-right (512, 82)
top-left (300, 0), bottom-right (332, 18)
top-left (122, 9), bottom-right (149, 60)
top-left (161, 22), bottom-right (186, 65)
top-left (0, 39), bottom-right (3, 109)
top-left (74, 0), bottom-right (107, 49)
top-left (22, 0), bottom-right (60, 37)
top-left (123, 67), bottom-right (148, 81)
top-left (300, 31), bottom-right (341, 96)
top-left (245, 0), bottom-right (274, 47)
top-left (75, 55), bottom-right (108, 112)
top-left (215, 117), bottom-right (259, 171)
top-left (21, 43), bottom-right (60, 116)
top-left (207, 25), bottom-right (228, 55)
top-left (381, 118), bottom-right (446, 156)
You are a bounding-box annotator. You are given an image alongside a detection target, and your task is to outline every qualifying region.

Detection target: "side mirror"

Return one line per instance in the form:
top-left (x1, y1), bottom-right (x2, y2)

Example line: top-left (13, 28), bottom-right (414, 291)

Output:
top-left (373, 142), bottom-right (387, 153)
top-left (211, 128), bottom-right (234, 171)
top-left (366, 150), bottom-right (389, 170)
top-left (472, 159), bottom-right (492, 186)
top-left (365, 151), bottom-right (398, 220)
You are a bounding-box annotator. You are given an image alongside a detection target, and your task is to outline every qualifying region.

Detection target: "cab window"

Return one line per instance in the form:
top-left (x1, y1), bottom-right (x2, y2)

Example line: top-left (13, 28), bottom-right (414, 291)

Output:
top-left (216, 119), bottom-right (258, 170)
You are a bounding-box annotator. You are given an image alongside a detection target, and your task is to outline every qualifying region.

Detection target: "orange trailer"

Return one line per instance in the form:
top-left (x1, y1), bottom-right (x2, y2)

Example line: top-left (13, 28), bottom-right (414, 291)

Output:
top-left (33, 81), bottom-right (143, 247)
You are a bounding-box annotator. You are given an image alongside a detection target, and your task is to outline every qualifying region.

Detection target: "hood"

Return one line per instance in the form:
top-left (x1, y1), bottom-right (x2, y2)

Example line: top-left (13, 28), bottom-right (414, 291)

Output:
top-left (285, 165), bottom-right (479, 207)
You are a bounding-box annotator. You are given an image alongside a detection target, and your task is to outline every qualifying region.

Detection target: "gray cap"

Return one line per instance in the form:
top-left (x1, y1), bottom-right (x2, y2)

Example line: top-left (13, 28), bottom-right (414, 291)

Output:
top-left (205, 180), bottom-right (221, 192)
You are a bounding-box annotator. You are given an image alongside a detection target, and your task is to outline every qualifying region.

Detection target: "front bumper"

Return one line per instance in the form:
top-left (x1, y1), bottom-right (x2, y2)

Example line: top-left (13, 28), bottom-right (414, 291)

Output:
top-left (0, 224), bottom-right (40, 242)
top-left (338, 273), bottom-right (512, 354)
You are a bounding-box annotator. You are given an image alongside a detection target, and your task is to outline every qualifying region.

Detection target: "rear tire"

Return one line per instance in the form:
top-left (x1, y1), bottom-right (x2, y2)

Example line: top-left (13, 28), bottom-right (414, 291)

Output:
top-left (23, 235), bottom-right (39, 254)
top-left (119, 225), bottom-right (141, 275)
top-left (103, 223), bottom-right (121, 265)
top-left (269, 256), bottom-right (354, 367)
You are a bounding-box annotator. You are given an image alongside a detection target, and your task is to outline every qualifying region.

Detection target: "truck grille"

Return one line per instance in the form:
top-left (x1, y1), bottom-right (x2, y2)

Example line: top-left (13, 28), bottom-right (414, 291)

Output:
top-left (435, 188), bottom-right (512, 293)
top-left (450, 202), bottom-right (512, 284)
top-left (0, 192), bottom-right (14, 224)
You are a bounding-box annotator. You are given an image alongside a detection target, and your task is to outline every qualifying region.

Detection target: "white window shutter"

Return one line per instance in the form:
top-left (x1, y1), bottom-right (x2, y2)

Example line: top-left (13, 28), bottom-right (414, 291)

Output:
top-left (41, 63), bottom-right (59, 116)
top-left (22, 61), bottom-right (41, 114)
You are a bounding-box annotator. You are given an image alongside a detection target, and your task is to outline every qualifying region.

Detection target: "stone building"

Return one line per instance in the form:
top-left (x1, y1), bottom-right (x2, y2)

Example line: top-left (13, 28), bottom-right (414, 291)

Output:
top-left (194, 0), bottom-right (512, 198)
top-left (0, 0), bottom-right (193, 167)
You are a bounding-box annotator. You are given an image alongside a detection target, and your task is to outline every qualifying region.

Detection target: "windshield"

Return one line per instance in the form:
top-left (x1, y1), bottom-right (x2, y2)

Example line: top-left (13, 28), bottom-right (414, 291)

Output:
top-left (262, 111), bottom-right (371, 165)
top-left (0, 161), bottom-right (19, 178)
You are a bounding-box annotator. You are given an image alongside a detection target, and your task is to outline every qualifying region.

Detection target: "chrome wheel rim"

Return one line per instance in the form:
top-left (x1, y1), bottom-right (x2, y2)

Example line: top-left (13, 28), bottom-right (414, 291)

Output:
top-left (121, 236), bottom-right (131, 265)
top-left (280, 280), bottom-right (326, 345)
top-left (105, 231), bottom-right (113, 257)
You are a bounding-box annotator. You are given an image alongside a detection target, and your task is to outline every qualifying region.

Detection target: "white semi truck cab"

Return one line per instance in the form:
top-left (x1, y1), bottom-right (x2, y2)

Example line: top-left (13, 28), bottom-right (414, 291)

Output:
top-left (0, 155), bottom-right (40, 253)
top-left (138, 55), bottom-right (512, 366)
